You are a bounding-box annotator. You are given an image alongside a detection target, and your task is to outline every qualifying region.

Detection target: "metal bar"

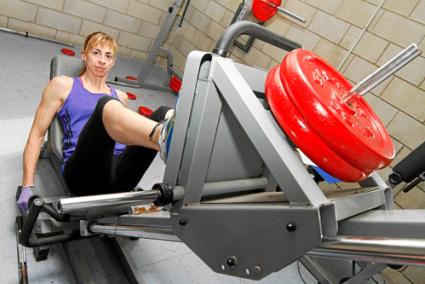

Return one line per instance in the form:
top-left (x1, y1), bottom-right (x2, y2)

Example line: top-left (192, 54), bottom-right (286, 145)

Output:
top-left (346, 43), bottom-right (421, 98)
top-left (15, 217), bottom-right (28, 284)
top-left (343, 263), bottom-right (387, 284)
top-left (338, 209), bottom-right (425, 240)
top-left (261, 1), bottom-right (306, 23)
top-left (57, 190), bottom-right (161, 214)
top-left (298, 256), bottom-right (335, 284)
top-left (213, 58), bottom-right (330, 205)
top-left (19, 198), bottom-right (44, 246)
top-left (337, 0), bottom-right (385, 71)
top-left (136, 0), bottom-right (184, 84)
top-left (321, 236), bottom-right (425, 256)
top-left (309, 236), bottom-right (425, 266)
top-left (89, 223), bottom-right (181, 242)
top-left (213, 21), bottom-right (301, 57)
top-left (0, 27), bottom-right (74, 47)
top-left (276, 6), bottom-right (306, 23)
top-left (331, 187), bottom-right (386, 221)
top-left (202, 177), bottom-right (268, 196)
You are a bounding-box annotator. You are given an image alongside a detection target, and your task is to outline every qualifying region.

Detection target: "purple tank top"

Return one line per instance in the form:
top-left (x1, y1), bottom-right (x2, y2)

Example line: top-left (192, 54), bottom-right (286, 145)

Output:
top-left (57, 77), bottom-right (125, 170)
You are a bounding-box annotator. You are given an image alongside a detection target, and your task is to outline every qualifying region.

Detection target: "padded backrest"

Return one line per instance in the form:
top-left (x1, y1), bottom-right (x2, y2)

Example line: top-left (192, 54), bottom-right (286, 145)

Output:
top-left (47, 55), bottom-right (84, 169)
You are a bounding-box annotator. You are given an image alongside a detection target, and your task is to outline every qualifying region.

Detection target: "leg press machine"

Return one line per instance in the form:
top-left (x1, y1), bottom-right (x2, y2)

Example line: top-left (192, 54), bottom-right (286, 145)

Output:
top-left (17, 21), bottom-right (425, 283)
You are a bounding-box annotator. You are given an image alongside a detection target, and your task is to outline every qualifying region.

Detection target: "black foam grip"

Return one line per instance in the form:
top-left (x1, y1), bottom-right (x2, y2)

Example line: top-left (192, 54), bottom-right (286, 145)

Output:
top-left (393, 141), bottom-right (425, 183)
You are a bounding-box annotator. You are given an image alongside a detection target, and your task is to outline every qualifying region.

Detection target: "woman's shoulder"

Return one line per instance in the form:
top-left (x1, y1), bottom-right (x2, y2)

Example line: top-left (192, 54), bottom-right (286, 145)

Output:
top-left (48, 75), bottom-right (74, 99)
top-left (115, 89), bottom-right (129, 106)
top-left (50, 75), bottom-right (74, 89)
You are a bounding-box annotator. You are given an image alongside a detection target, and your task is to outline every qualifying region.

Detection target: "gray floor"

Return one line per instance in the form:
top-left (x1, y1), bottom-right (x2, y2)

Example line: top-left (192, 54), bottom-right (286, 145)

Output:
top-left (0, 31), bottom-right (321, 283)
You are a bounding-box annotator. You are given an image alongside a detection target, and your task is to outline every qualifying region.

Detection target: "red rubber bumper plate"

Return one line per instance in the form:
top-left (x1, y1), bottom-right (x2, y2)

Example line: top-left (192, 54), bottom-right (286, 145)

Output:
top-left (266, 65), bottom-right (368, 182)
top-left (139, 106), bottom-right (153, 117)
top-left (279, 49), bottom-right (394, 174)
top-left (252, 0), bottom-right (282, 22)
top-left (61, 48), bottom-right (75, 56)
top-left (126, 92), bottom-right (137, 100)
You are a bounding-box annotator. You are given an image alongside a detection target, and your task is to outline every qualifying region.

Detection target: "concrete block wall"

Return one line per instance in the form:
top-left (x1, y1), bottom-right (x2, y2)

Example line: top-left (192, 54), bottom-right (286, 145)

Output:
top-left (1, 0), bottom-right (425, 282)
top-left (0, 0), bottom-right (174, 60)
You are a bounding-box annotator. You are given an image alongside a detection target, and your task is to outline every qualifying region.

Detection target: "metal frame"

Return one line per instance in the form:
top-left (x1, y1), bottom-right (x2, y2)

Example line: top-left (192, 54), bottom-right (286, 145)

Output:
top-left (18, 41), bottom-right (425, 283)
top-left (113, 0), bottom-right (186, 91)
top-left (65, 53), bottom-right (425, 281)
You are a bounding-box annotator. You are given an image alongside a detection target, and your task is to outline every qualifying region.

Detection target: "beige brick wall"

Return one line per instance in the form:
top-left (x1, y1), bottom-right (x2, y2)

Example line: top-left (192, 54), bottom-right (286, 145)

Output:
top-left (0, 0), bottom-right (174, 60)
top-left (1, 0), bottom-right (425, 282)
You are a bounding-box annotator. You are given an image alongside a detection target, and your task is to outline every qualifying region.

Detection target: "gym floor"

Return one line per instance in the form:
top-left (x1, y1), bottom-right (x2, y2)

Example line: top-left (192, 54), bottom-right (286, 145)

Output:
top-left (0, 30), bottom-right (322, 283)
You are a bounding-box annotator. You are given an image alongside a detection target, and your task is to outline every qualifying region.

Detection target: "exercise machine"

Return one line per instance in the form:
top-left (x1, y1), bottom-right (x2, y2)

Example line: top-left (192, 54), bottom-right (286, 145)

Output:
top-left (16, 21), bottom-right (425, 283)
top-left (112, 0), bottom-right (189, 92)
top-left (231, 0), bottom-right (305, 52)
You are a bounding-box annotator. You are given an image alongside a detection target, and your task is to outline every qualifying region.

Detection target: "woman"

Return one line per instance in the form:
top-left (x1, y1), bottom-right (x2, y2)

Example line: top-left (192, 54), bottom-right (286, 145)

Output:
top-left (17, 31), bottom-right (175, 211)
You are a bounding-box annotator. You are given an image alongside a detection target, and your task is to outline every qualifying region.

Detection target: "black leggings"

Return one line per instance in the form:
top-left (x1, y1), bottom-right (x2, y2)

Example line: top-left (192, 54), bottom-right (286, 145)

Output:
top-left (63, 96), bottom-right (170, 196)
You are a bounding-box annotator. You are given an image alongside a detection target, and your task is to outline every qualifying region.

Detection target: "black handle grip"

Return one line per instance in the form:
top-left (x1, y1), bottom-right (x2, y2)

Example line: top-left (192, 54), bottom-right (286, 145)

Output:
top-left (389, 141), bottom-right (425, 185)
top-left (213, 21), bottom-right (301, 57)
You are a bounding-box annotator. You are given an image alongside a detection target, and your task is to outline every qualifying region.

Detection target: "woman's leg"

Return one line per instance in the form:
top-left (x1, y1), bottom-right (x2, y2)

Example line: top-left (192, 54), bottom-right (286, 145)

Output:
top-left (102, 99), bottom-right (162, 150)
top-left (63, 96), bottom-right (118, 196)
top-left (64, 96), bottom-right (171, 195)
top-left (113, 106), bottom-right (172, 190)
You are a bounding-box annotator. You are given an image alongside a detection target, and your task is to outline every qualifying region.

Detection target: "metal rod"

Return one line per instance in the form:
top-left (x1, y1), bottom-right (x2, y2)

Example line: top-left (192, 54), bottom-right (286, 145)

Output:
top-left (202, 177), bottom-right (268, 196)
top-left (0, 27), bottom-right (74, 47)
top-left (213, 21), bottom-right (301, 57)
top-left (260, 0), bottom-right (306, 23)
top-left (89, 223), bottom-right (181, 242)
top-left (20, 198), bottom-right (44, 246)
top-left (15, 217), bottom-right (28, 284)
top-left (309, 235), bottom-right (425, 266)
top-left (345, 43), bottom-right (421, 100)
top-left (57, 190), bottom-right (161, 214)
top-left (337, 0), bottom-right (385, 71)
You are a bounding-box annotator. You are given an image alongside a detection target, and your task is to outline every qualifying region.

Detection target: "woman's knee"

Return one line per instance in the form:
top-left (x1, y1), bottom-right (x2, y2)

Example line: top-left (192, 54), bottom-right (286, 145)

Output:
top-left (95, 96), bottom-right (119, 116)
top-left (150, 106), bottom-right (172, 122)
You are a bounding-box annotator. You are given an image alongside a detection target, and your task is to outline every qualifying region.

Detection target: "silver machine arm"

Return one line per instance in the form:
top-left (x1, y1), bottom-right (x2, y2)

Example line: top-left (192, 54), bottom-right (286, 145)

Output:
top-left (49, 22), bottom-right (425, 283)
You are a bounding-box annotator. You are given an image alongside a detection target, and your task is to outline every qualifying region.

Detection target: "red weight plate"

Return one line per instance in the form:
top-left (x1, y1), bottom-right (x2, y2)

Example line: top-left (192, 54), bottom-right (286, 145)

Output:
top-left (139, 106), bottom-right (153, 117)
top-left (126, 92), bottom-right (137, 100)
top-left (252, 0), bottom-right (282, 22)
top-left (126, 75), bottom-right (137, 81)
top-left (169, 75), bottom-right (182, 94)
top-left (266, 65), bottom-right (368, 181)
top-left (280, 49), bottom-right (394, 172)
top-left (61, 48), bottom-right (75, 56)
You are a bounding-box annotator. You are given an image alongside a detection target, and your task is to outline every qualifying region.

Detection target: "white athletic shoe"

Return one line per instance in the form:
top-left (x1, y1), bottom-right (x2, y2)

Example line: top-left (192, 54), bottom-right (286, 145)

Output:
top-left (159, 109), bottom-right (175, 162)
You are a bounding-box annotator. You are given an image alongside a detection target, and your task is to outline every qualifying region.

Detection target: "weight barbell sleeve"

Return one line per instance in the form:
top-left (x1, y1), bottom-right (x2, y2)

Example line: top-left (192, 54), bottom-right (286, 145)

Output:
top-left (261, 0), bottom-right (306, 23)
top-left (310, 235), bottom-right (425, 266)
top-left (56, 190), bottom-right (161, 214)
top-left (347, 43), bottom-right (421, 100)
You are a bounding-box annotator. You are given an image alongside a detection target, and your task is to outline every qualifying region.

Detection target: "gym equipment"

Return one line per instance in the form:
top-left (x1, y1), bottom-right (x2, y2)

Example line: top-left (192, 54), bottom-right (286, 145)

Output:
top-left (60, 48), bottom-right (76, 56)
top-left (126, 92), bottom-right (137, 100)
top-left (113, 0), bottom-right (189, 92)
top-left (269, 49), bottom-right (394, 181)
top-left (231, 0), bottom-right (304, 52)
top-left (252, 0), bottom-right (305, 23)
top-left (0, 27), bottom-right (74, 48)
top-left (16, 21), bottom-right (425, 283)
top-left (389, 141), bottom-right (425, 193)
top-left (235, 0), bottom-right (305, 23)
top-left (169, 75), bottom-right (182, 94)
top-left (138, 106), bottom-right (153, 117)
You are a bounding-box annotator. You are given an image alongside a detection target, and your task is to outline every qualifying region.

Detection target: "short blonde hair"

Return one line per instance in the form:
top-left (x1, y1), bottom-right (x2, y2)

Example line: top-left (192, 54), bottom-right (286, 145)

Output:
top-left (80, 31), bottom-right (117, 75)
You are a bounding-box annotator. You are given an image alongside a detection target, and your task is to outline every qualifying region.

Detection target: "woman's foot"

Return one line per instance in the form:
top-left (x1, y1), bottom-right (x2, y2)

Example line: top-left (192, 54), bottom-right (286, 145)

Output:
top-left (159, 109), bottom-right (175, 161)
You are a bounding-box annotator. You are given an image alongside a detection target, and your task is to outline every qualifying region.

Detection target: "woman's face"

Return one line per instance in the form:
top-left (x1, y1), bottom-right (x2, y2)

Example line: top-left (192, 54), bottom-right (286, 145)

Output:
top-left (82, 43), bottom-right (115, 78)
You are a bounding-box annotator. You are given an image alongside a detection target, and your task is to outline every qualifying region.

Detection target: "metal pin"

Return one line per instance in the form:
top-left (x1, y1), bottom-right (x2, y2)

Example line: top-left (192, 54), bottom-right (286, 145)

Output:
top-left (261, 0), bottom-right (306, 23)
top-left (344, 43), bottom-right (421, 102)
